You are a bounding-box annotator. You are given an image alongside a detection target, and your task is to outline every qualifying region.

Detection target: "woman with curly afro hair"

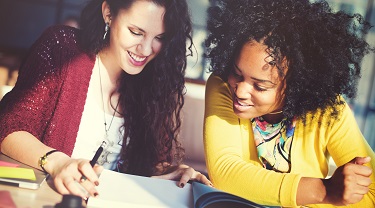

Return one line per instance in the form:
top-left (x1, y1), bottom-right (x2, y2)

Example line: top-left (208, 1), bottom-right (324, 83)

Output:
top-left (203, 0), bottom-right (375, 207)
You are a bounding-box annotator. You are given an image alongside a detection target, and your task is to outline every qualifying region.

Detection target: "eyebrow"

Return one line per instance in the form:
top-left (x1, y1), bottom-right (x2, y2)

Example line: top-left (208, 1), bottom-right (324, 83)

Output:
top-left (234, 63), bottom-right (277, 85)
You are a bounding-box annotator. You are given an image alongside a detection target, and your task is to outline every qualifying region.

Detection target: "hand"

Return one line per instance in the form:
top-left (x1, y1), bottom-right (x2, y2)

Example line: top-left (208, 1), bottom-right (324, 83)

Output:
top-left (151, 163), bottom-right (213, 188)
top-left (48, 154), bottom-right (103, 199)
top-left (323, 156), bottom-right (372, 205)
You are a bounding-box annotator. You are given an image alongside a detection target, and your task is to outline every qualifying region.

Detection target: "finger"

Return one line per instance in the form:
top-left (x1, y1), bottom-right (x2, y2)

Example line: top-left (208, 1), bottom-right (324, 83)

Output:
top-left (354, 184), bottom-right (370, 195)
top-left (353, 165), bottom-right (373, 177)
top-left (355, 175), bottom-right (372, 187)
top-left (178, 168), bottom-right (195, 188)
top-left (54, 177), bottom-right (70, 195)
top-left (352, 156), bottom-right (371, 165)
top-left (93, 164), bottom-right (104, 175)
top-left (194, 173), bottom-right (213, 187)
top-left (63, 178), bottom-right (90, 200)
top-left (191, 171), bottom-right (213, 187)
top-left (80, 179), bottom-right (99, 197)
top-left (343, 193), bottom-right (366, 205)
top-left (78, 162), bottom-right (100, 185)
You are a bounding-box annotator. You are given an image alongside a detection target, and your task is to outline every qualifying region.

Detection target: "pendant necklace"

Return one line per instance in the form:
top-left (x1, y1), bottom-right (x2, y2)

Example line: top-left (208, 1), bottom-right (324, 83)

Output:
top-left (97, 55), bottom-right (120, 142)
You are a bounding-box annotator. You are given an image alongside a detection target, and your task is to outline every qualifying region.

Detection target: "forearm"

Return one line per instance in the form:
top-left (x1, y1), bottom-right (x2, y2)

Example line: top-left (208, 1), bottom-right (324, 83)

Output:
top-left (1, 131), bottom-right (70, 173)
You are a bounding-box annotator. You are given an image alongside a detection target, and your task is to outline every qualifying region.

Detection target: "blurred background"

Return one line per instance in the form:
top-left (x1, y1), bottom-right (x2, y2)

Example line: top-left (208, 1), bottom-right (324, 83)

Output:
top-left (0, 0), bottom-right (374, 173)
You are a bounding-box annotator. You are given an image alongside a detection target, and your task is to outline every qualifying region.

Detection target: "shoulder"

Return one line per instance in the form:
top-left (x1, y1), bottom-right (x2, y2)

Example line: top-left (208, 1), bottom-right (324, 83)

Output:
top-left (41, 25), bottom-right (79, 41)
top-left (301, 96), bottom-right (356, 130)
top-left (206, 73), bottom-right (229, 94)
top-left (33, 25), bottom-right (81, 53)
top-left (206, 73), bottom-right (232, 103)
top-left (18, 25), bottom-right (89, 80)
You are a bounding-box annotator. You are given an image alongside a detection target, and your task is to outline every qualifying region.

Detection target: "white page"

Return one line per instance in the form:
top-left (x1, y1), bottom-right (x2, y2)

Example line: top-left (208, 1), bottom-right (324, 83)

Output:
top-left (87, 169), bottom-right (193, 208)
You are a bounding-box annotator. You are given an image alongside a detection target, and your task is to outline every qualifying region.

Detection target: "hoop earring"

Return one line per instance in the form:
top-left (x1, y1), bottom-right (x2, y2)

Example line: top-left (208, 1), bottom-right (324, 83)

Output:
top-left (103, 22), bottom-right (110, 40)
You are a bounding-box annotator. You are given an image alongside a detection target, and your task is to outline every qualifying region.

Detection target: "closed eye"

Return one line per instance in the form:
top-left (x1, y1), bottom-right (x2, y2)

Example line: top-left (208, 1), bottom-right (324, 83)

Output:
top-left (155, 35), bottom-right (165, 42)
top-left (254, 84), bottom-right (267, 92)
top-left (129, 28), bottom-right (142, 36)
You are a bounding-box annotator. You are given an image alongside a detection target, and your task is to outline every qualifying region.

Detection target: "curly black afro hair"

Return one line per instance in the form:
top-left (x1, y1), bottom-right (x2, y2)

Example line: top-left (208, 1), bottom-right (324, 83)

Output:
top-left (205, 0), bottom-right (374, 121)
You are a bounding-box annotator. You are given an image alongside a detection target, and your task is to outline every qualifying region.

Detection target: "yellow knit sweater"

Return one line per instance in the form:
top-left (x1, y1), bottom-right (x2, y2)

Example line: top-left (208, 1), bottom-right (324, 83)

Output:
top-left (203, 74), bottom-right (375, 207)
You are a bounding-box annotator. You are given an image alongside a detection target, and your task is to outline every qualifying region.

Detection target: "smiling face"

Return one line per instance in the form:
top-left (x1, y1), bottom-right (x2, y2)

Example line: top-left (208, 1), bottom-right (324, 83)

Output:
top-left (102, 0), bottom-right (165, 75)
top-left (228, 40), bottom-right (286, 120)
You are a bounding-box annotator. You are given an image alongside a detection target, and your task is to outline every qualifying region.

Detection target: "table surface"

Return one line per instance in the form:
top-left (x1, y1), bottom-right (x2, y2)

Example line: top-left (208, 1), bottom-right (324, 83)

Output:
top-left (0, 179), bottom-right (63, 208)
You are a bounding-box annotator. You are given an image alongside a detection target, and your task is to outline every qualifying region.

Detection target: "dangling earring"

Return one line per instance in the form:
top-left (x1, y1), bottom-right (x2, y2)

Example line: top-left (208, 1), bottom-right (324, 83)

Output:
top-left (103, 22), bottom-right (110, 40)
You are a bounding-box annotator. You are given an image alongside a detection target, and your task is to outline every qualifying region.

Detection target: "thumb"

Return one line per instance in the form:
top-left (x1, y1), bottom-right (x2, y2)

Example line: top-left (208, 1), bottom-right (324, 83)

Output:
top-left (351, 156), bottom-right (371, 165)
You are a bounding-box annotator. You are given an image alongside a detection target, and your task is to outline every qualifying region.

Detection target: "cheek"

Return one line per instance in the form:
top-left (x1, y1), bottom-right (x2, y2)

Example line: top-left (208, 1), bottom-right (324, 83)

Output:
top-left (115, 28), bottom-right (138, 49)
top-left (227, 75), bottom-right (237, 90)
top-left (253, 92), bottom-right (277, 105)
top-left (227, 79), bottom-right (238, 96)
top-left (152, 41), bottom-right (163, 54)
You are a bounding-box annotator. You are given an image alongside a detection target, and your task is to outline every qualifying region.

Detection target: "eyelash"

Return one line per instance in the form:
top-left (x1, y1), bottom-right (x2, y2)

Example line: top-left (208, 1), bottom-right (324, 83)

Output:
top-left (155, 36), bottom-right (164, 41)
top-left (231, 69), bottom-right (267, 92)
top-left (129, 29), bottom-right (142, 36)
top-left (254, 84), bottom-right (267, 92)
top-left (129, 29), bottom-right (164, 42)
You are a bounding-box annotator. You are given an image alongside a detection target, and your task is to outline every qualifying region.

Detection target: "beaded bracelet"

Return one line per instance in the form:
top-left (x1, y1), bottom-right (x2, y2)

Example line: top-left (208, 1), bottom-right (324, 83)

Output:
top-left (38, 149), bottom-right (59, 173)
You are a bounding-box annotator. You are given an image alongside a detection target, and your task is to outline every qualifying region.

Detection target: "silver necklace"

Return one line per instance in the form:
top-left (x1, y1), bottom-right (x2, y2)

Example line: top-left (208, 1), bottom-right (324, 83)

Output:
top-left (97, 55), bottom-right (120, 138)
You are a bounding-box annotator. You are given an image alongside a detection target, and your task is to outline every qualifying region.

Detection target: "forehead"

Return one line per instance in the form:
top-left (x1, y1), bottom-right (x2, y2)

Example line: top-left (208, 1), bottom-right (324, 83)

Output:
top-left (235, 41), bottom-right (284, 83)
top-left (236, 41), bottom-right (273, 71)
top-left (117, 1), bottom-right (165, 33)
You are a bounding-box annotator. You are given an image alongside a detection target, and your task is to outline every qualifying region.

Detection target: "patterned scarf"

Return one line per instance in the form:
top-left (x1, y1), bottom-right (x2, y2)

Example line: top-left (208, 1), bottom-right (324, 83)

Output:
top-left (251, 117), bottom-right (296, 172)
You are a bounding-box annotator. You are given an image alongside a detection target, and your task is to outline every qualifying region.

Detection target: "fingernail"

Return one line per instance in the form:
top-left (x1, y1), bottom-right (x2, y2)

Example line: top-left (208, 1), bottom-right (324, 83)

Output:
top-left (94, 192), bottom-right (99, 197)
top-left (180, 183), bottom-right (184, 188)
top-left (95, 181), bottom-right (99, 186)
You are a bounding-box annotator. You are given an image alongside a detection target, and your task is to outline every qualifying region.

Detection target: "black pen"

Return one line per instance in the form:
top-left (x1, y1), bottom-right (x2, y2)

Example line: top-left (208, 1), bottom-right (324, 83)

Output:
top-left (90, 141), bottom-right (106, 167)
top-left (81, 141), bottom-right (106, 181)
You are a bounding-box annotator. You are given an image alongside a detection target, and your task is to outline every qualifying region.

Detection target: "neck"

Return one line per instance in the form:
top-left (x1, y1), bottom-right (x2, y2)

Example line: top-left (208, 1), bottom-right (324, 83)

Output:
top-left (97, 51), bottom-right (122, 87)
top-left (97, 54), bottom-right (121, 116)
top-left (262, 113), bottom-right (284, 124)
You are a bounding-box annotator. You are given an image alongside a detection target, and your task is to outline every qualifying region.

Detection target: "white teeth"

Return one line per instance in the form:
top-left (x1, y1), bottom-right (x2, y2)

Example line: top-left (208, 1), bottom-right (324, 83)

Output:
top-left (237, 98), bottom-right (250, 106)
top-left (128, 52), bottom-right (146, 62)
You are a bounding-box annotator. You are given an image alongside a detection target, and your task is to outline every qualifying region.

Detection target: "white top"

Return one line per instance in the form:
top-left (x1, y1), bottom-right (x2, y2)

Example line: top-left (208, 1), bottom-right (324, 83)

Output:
top-left (72, 62), bottom-right (124, 170)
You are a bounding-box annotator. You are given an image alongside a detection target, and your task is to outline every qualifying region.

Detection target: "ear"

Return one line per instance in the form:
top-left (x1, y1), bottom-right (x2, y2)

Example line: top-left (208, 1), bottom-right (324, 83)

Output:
top-left (102, 1), bottom-right (112, 24)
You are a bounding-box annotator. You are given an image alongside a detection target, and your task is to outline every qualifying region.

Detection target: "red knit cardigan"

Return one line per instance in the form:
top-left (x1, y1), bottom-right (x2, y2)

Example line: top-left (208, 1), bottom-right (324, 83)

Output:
top-left (0, 25), bottom-right (95, 156)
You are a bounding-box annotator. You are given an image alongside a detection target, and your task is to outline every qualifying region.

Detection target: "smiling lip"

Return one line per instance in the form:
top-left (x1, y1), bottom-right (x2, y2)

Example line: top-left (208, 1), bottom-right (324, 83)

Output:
top-left (233, 97), bottom-right (253, 111)
top-left (128, 51), bottom-right (148, 66)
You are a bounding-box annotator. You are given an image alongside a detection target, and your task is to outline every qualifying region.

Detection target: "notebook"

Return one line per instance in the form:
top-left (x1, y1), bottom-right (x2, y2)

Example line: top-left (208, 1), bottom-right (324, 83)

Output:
top-left (0, 153), bottom-right (47, 189)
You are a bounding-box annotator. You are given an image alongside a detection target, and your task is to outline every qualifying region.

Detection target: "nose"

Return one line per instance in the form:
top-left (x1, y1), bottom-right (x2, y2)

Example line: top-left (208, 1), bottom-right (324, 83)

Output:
top-left (235, 81), bottom-right (251, 100)
top-left (137, 38), bottom-right (153, 56)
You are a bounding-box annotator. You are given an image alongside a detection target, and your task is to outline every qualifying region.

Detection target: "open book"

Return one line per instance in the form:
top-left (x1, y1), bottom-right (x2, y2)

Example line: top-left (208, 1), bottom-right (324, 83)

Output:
top-left (87, 169), bottom-right (269, 208)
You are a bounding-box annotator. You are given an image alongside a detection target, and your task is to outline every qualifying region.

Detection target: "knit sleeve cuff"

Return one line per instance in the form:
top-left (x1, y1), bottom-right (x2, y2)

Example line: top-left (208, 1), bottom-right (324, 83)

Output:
top-left (280, 173), bottom-right (302, 207)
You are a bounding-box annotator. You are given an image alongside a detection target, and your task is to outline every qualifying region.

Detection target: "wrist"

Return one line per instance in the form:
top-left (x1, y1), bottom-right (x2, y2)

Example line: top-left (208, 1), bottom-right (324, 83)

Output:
top-left (38, 150), bottom-right (68, 174)
top-left (38, 150), bottom-right (60, 173)
top-left (297, 177), bottom-right (326, 205)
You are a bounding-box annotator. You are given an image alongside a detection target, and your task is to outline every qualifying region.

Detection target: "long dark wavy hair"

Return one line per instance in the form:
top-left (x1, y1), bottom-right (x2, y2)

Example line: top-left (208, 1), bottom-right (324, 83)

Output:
top-left (205, 0), bottom-right (374, 122)
top-left (79, 0), bottom-right (192, 176)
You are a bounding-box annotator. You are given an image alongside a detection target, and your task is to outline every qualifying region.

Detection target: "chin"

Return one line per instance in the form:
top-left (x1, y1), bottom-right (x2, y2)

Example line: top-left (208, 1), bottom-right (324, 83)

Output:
top-left (233, 110), bottom-right (250, 119)
top-left (233, 106), bottom-right (258, 119)
top-left (127, 70), bottom-right (143, 75)
top-left (124, 66), bottom-right (145, 75)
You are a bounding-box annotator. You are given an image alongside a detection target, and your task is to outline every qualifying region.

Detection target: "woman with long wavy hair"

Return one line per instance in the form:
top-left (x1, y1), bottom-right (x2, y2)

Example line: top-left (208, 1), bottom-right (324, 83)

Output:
top-left (0, 0), bottom-right (211, 199)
